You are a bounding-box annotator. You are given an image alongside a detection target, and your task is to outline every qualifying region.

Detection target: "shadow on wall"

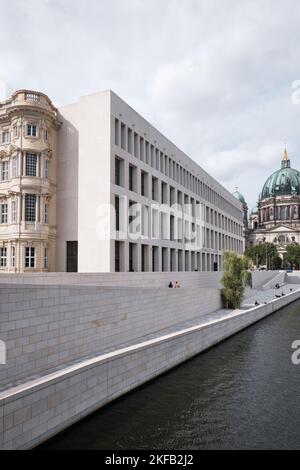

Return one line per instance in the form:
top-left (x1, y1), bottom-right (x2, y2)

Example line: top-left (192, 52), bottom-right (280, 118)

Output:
top-left (56, 117), bottom-right (79, 272)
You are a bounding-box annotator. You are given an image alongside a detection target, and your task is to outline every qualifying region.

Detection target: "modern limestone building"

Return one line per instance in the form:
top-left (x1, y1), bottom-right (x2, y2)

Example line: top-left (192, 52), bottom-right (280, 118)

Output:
top-left (0, 89), bottom-right (244, 273)
top-left (247, 150), bottom-right (300, 259)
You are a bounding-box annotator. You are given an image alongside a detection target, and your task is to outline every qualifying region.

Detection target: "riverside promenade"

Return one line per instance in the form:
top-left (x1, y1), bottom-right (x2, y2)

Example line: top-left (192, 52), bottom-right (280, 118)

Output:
top-left (0, 271), bottom-right (299, 449)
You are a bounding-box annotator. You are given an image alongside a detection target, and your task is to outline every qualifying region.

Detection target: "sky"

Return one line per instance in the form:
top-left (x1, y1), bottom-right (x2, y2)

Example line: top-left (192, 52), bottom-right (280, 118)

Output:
top-left (1, 0), bottom-right (300, 210)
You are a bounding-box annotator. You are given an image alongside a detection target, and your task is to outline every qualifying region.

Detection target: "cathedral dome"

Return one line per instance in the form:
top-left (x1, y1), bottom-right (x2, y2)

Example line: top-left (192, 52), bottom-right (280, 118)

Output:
top-left (261, 150), bottom-right (300, 199)
top-left (233, 189), bottom-right (246, 204)
top-left (251, 206), bottom-right (258, 215)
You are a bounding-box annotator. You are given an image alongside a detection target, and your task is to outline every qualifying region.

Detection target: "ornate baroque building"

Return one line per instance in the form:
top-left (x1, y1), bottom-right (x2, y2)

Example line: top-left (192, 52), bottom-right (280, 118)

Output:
top-left (247, 150), bottom-right (300, 259)
top-left (0, 90), bottom-right (60, 272)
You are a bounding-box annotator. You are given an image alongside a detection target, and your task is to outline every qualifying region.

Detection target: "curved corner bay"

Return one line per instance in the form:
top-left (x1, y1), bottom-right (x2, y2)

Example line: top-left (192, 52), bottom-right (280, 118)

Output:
top-left (39, 301), bottom-right (300, 450)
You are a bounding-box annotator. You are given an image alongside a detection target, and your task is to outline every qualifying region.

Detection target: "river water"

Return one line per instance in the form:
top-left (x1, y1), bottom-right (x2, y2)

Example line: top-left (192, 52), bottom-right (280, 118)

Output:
top-left (40, 301), bottom-right (300, 450)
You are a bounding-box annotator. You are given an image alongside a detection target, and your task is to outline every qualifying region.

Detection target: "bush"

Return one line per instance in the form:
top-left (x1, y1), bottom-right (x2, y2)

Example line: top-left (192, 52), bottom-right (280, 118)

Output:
top-left (221, 251), bottom-right (251, 309)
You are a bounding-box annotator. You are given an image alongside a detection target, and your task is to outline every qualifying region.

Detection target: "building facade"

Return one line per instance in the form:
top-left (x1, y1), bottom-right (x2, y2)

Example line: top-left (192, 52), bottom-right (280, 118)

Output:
top-left (248, 150), bottom-right (300, 259)
top-left (0, 90), bottom-right (60, 272)
top-left (0, 89), bottom-right (244, 273)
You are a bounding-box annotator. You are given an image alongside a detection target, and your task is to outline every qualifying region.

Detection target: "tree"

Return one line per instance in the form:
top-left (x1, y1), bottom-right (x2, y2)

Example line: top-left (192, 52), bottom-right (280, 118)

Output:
top-left (285, 244), bottom-right (300, 269)
top-left (245, 243), bottom-right (279, 269)
top-left (221, 251), bottom-right (252, 309)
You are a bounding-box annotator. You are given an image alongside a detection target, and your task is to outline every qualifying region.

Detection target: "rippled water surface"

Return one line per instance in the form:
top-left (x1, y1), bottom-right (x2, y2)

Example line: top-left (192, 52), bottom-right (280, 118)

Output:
top-left (40, 302), bottom-right (300, 450)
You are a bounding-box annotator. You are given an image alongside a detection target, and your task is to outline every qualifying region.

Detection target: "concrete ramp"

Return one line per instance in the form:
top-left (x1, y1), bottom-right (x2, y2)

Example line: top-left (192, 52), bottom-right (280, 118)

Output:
top-left (261, 271), bottom-right (286, 291)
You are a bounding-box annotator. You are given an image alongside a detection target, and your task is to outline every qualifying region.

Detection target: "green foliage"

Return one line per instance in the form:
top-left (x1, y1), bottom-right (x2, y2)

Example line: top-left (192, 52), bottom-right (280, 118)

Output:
top-left (285, 243), bottom-right (300, 269)
top-left (221, 251), bottom-right (252, 310)
top-left (245, 243), bottom-right (280, 269)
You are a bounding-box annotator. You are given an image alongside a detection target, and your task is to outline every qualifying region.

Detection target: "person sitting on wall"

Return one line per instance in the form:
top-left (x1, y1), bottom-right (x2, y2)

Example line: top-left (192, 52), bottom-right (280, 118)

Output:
top-left (175, 281), bottom-right (181, 288)
top-left (254, 301), bottom-right (260, 306)
top-left (168, 282), bottom-right (174, 288)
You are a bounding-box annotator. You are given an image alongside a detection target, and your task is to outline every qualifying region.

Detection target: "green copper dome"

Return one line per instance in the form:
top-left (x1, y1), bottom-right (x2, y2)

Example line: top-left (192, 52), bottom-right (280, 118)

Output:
top-left (233, 190), bottom-right (246, 204)
top-left (251, 206), bottom-right (258, 215)
top-left (261, 153), bottom-right (300, 199)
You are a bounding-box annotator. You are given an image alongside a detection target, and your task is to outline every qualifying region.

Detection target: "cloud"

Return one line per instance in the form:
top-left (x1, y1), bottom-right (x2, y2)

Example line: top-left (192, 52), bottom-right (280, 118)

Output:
top-left (1, 0), bottom-right (300, 209)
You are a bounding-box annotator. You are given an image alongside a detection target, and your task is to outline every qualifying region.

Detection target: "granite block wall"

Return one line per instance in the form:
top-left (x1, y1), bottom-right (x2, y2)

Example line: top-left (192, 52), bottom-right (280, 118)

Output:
top-left (0, 284), bottom-right (221, 388)
top-left (1, 289), bottom-right (299, 450)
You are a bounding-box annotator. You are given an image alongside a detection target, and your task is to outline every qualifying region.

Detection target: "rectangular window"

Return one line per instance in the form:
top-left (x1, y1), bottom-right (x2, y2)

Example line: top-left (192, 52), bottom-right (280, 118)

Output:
top-left (161, 182), bottom-right (168, 204)
top-left (11, 246), bottom-right (16, 268)
top-left (44, 129), bottom-right (48, 141)
top-left (145, 141), bottom-right (150, 164)
top-left (0, 247), bottom-right (7, 267)
top-left (44, 203), bottom-right (49, 224)
top-left (170, 186), bottom-right (176, 206)
top-left (25, 194), bottom-right (36, 222)
top-left (141, 171), bottom-right (148, 197)
top-left (127, 128), bottom-right (133, 154)
top-left (27, 125), bottom-right (37, 137)
top-left (2, 161), bottom-right (8, 180)
top-left (44, 159), bottom-right (49, 179)
top-left (12, 200), bottom-right (17, 223)
top-left (13, 126), bottom-right (18, 138)
top-left (121, 123), bottom-right (126, 150)
top-left (2, 131), bottom-right (9, 144)
top-left (115, 241), bottom-right (120, 272)
top-left (152, 177), bottom-right (158, 201)
top-left (115, 157), bottom-right (123, 186)
top-left (115, 196), bottom-right (120, 231)
top-left (129, 243), bottom-right (136, 272)
top-left (25, 247), bottom-right (35, 268)
top-left (134, 133), bottom-right (139, 157)
top-left (129, 164), bottom-right (137, 192)
top-left (140, 138), bottom-right (144, 161)
top-left (1, 204), bottom-right (8, 224)
top-left (44, 247), bottom-right (49, 269)
top-left (12, 157), bottom-right (18, 177)
top-left (26, 153), bottom-right (37, 176)
top-left (115, 118), bottom-right (119, 146)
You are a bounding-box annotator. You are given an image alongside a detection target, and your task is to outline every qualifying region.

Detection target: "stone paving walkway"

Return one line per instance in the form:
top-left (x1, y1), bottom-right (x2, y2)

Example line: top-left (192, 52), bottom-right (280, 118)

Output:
top-left (241, 284), bottom-right (300, 307)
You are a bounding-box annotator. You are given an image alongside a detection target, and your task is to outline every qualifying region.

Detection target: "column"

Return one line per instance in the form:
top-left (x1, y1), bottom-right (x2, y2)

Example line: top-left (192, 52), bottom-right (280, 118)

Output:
top-left (21, 194), bottom-right (25, 222)
top-left (146, 245), bottom-right (151, 272)
top-left (124, 240), bottom-right (129, 273)
top-left (18, 152), bottom-right (22, 176)
top-left (22, 152), bottom-right (26, 176)
top-left (36, 195), bottom-right (40, 223)
top-left (136, 242), bottom-right (142, 272)
top-left (18, 194), bottom-right (22, 222)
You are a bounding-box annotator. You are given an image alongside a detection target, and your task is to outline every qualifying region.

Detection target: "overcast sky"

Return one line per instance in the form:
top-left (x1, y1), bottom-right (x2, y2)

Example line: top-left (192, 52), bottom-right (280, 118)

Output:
top-left (1, 0), bottom-right (300, 209)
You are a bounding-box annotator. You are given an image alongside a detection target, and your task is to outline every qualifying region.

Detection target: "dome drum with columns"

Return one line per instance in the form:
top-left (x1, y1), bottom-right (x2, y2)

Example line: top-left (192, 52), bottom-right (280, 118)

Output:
top-left (236, 150), bottom-right (300, 260)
